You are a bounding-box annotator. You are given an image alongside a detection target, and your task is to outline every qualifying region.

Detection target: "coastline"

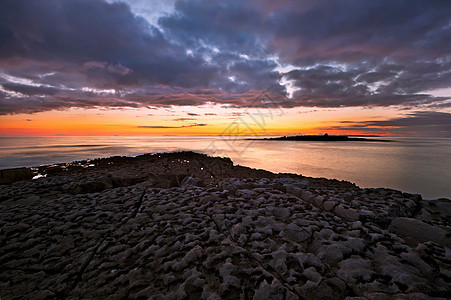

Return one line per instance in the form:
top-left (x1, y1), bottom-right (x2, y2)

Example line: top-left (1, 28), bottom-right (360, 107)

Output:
top-left (246, 134), bottom-right (392, 142)
top-left (1, 135), bottom-right (449, 199)
top-left (1, 152), bottom-right (450, 299)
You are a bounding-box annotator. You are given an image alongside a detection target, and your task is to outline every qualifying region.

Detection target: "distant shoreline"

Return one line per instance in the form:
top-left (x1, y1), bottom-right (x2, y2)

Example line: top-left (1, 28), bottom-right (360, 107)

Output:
top-left (247, 134), bottom-right (392, 142)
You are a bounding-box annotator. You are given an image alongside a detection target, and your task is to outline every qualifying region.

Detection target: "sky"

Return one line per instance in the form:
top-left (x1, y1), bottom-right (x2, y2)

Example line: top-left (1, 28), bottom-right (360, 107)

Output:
top-left (0, 0), bottom-right (451, 136)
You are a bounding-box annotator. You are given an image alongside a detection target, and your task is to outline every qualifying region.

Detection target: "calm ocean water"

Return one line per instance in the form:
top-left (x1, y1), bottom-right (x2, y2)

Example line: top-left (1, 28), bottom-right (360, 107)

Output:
top-left (0, 136), bottom-right (450, 199)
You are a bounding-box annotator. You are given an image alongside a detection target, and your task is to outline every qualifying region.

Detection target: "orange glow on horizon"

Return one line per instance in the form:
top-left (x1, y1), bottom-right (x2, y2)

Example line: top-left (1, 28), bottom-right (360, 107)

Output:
top-left (0, 106), bottom-right (409, 137)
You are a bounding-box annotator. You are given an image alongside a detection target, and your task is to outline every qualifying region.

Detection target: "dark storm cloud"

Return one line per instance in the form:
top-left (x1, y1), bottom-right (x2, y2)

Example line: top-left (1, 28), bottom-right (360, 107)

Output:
top-left (0, 0), bottom-right (450, 114)
top-left (0, 0), bottom-right (165, 62)
top-left (0, 0), bottom-right (285, 113)
top-left (0, 0), bottom-right (224, 89)
top-left (270, 0), bottom-right (451, 63)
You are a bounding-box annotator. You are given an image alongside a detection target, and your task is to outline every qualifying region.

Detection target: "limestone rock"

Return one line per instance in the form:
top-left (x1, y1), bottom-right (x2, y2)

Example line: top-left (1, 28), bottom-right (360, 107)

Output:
top-left (1, 152), bottom-right (449, 299)
top-left (389, 217), bottom-right (450, 247)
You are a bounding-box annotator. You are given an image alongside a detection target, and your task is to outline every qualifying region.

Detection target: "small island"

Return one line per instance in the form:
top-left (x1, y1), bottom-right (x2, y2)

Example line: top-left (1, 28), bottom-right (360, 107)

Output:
top-left (248, 133), bottom-right (391, 142)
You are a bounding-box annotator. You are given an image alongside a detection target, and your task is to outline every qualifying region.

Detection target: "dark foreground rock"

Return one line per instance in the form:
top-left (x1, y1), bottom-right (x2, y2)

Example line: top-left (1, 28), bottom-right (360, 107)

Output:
top-left (0, 152), bottom-right (450, 299)
top-left (0, 167), bottom-right (33, 184)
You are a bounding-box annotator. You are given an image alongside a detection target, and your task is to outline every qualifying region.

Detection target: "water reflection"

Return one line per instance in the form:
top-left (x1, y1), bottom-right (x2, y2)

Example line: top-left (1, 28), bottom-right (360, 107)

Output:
top-left (0, 136), bottom-right (450, 199)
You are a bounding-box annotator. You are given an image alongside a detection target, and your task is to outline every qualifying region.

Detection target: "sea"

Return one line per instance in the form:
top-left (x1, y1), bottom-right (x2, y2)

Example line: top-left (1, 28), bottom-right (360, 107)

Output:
top-left (0, 135), bottom-right (450, 200)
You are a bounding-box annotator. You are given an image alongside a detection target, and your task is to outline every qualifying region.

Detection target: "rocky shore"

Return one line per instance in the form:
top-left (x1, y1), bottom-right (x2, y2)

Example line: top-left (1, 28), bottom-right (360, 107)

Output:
top-left (0, 152), bottom-right (450, 299)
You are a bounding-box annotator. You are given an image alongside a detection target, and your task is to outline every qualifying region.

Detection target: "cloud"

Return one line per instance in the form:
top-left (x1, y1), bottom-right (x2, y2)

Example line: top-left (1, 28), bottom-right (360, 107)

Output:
top-left (322, 111), bottom-right (451, 137)
top-left (349, 111), bottom-right (451, 127)
top-left (83, 61), bottom-right (132, 75)
top-left (2, 82), bottom-right (60, 96)
top-left (270, 0), bottom-right (451, 63)
top-left (187, 113), bottom-right (199, 116)
top-left (158, 0), bottom-right (267, 56)
top-left (0, 0), bottom-right (450, 114)
top-left (284, 62), bottom-right (451, 108)
top-left (173, 117), bottom-right (196, 121)
top-left (138, 123), bottom-right (207, 128)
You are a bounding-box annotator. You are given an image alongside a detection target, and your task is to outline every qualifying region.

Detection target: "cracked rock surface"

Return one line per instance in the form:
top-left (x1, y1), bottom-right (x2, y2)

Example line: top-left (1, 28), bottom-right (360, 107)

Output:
top-left (1, 152), bottom-right (450, 299)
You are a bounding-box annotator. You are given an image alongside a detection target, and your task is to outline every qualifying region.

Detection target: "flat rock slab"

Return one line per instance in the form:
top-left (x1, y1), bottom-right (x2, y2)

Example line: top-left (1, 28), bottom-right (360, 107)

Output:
top-left (389, 217), bottom-right (451, 248)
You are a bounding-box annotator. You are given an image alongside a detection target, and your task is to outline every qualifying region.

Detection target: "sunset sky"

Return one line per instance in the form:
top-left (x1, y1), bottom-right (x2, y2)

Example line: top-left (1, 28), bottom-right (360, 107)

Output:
top-left (1, 0), bottom-right (451, 136)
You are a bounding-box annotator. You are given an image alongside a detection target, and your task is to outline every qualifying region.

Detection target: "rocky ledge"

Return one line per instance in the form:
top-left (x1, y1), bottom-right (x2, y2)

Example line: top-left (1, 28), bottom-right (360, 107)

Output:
top-left (0, 151), bottom-right (450, 299)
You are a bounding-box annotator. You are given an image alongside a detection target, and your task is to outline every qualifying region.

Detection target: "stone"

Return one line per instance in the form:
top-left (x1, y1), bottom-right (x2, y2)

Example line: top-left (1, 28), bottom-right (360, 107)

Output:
top-left (314, 195), bottom-right (325, 206)
top-left (181, 176), bottom-right (205, 187)
top-left (283, 223), bottom-right (311, 243)
top-left (323, 201), bottom-right (337, 212)
top-left (63, 176), bottom-right (113, 194)
top-left (253, 279), bottom-right (286, 300)
top-left (389, 217), bottom-right (450, 247)
top-left (334, 205), bottom-right (359, 221)
top-left (303, 267), bottom-right (322, 282)
top-left (108, 172), bottom-right (149, 187)
top-left (284, 184), bottom-right (303, 199)
top-left (337, 257), bottom-right (374, 284)
top-left (301, 190), bottom-right (315, 203)
top-left (317, 243), bottom-right (351, 265)
top-left (271, 207), bottom-right (291, 219)
top-left (235, 189), bottom-right (257, 198)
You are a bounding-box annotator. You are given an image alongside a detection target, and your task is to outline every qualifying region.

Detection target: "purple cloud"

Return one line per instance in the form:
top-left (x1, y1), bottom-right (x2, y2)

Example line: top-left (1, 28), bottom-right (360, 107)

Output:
top-left (0, 0), bottom-right (450, 115)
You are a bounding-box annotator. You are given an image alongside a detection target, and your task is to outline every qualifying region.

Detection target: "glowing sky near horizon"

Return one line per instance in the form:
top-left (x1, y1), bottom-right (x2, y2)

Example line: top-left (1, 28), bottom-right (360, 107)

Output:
top-left (1, 0), bottom-right (451, 136)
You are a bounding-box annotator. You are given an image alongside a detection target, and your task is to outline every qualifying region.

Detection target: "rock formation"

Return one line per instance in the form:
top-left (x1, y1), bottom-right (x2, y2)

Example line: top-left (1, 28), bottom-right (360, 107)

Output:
top-left (0, 152), bottom-right (449, 299)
